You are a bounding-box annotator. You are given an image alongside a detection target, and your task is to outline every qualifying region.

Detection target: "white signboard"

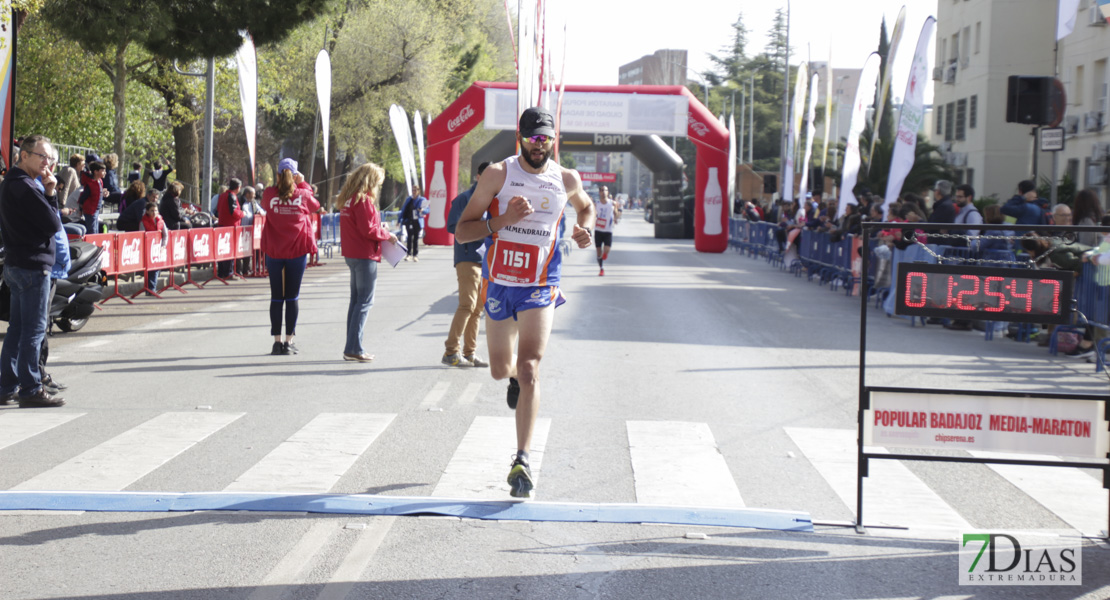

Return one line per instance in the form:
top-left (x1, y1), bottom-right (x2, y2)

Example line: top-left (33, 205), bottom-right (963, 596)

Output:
top-left (484, 88), bottom-right (688, 136)
top-left (864, 391), bottom-right (1109, 458)
top-left (1041, 127), bottom-right (1065, 152)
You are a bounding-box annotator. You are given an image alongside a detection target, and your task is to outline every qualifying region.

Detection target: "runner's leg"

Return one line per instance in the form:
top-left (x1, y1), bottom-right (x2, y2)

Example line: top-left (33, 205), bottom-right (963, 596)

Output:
top-left (512, 303), bottom-right (553, 453)
top-left (485, 313), bottom-right (518, 382)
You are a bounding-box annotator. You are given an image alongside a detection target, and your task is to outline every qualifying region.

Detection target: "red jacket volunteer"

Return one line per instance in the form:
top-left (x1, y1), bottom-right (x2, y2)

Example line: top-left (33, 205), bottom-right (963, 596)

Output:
top-left (340, 194), bottom-right (392, 262)
top-left (260, 186), bottom-right (320, 258)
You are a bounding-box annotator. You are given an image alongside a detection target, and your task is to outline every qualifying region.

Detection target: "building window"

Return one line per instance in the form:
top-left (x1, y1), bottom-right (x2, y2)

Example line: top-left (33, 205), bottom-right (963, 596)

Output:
top-left (969, 95), bottom-right (977, 129)
top-left (945, 101), bottom-right (956, 141)
top-left (956, 98), bottom-right (967, 140)
top-left (965, 168), bottom-right (974, 189)
top-left (1067, 159), bottom-right (1080, 187)
top-left (936, 104), bottom-right (944, 135)
top-left (974, 22), bottom-right (981, 54)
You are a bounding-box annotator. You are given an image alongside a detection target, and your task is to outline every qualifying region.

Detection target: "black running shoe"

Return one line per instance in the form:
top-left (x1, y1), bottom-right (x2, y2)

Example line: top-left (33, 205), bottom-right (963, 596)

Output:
top-left (283, 342), bottom-right (299, 355)
top-left (507, 456), bottom-right (534, 499)
top-left (506, 377), bottom-right (520, 410)
top-left (271, 341), bottom-right (284, 355)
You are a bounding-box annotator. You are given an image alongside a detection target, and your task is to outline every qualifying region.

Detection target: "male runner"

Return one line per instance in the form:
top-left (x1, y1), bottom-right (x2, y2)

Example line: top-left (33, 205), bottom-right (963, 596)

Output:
top-left (455, 106), bottom-right (595, 498)
top-left (594, 186), bottom-right (619, 276)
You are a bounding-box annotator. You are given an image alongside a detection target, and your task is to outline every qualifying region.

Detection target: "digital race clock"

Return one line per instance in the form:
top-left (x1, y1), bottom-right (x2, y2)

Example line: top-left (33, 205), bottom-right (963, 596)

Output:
top-left (894, 263), bottom-right (1074, 324)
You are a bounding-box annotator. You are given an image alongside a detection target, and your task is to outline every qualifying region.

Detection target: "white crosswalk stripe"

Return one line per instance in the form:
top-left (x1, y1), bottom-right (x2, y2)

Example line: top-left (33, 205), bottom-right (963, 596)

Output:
top-left (225, 413), bottom-right (395, 493)
top-left (14, 412), bottom-right (243, 491)
top-left (969, 450), bottom-right (1109, 537)
top-left (433, 416), bottom-right (550, 498)
top-left (785, 427), bottom-right (972, 533)
top-left (627, 420), bottom-right (744, 508)
top-left (0, 412), bottom-right (85, 453)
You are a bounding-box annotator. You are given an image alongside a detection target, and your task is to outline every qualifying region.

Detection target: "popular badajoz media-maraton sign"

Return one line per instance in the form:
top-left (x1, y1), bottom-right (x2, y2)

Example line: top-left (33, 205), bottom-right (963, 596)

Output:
top-left (894, 263), bottom-right (1073, 324)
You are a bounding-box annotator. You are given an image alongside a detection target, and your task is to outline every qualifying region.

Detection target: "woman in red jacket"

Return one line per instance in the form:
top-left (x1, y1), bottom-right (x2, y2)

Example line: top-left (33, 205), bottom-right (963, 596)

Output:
top-left (261, 158), bottom-right (320, 356)
top-left (337, 162), bottom-right (397, 362)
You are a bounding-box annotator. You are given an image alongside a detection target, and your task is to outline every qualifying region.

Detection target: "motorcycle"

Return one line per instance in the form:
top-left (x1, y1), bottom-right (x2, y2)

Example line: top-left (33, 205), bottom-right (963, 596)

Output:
top-left (0, 239), bottom-right (105, 332)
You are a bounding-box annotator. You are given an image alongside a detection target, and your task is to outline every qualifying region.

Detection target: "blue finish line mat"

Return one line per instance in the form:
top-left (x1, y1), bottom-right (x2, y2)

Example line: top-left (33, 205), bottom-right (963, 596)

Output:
top-left (0, 491), bottom-right (814, 532)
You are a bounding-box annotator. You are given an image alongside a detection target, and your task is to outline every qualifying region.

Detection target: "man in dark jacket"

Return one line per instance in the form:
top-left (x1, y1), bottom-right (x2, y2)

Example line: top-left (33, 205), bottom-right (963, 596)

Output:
top-left (442, 162), bottom-right (490, 368)
top-left (1001, 179), bottom-right (1045, 225)
top-left (0, 135), bottom-right (65, 407)
top-left (115, 192), bottom-right (148, 232)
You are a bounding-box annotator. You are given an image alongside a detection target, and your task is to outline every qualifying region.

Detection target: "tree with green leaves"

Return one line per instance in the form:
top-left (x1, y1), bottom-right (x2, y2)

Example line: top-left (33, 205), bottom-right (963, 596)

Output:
top-left (41, 0), bottom-right (328, 198)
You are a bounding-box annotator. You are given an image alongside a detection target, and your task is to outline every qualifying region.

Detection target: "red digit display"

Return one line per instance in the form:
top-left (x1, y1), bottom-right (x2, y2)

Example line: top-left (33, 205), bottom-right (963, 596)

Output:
top-left (954, 275), bottom-right (981, 310)
top-left (1009, 279), bottom-right (1033, 312)
top-left (983, 276), bottom-right (1005, 312)
top-left (894, 263), bottom-right (1073, 324)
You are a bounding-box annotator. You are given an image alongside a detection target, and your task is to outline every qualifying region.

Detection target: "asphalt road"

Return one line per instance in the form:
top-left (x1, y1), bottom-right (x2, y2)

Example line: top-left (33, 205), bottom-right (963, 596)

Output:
top-left (0, 212), bottom-right (1107, 600)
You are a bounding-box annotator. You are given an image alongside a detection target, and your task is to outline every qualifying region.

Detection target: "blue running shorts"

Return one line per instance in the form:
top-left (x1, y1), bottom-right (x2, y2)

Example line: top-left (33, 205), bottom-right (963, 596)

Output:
top-left (484, 282), bottom-right (566, 321)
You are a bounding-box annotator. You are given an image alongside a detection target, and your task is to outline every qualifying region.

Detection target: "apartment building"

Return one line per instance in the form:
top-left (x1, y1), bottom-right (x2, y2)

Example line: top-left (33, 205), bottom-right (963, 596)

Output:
top-left (1055, 0), bottom-right (1110, 198)
top-left (932, 0), bottom-right (1110, 201)
top-left (930, 0), bottom-right (1056, 199)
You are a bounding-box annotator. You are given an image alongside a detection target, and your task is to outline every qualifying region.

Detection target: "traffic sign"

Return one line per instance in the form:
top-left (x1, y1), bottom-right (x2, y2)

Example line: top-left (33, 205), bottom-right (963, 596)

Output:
top-left (1041, 127), bottom-right (1065, 152)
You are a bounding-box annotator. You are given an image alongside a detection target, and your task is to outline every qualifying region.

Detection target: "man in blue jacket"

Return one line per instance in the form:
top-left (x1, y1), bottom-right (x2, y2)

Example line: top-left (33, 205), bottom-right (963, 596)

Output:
top-left (0, 135), bottom-right (66, 407)
top-left (1001, 179), bottom-right (1045, 225)
top-left (442, 162), bottom-right (490, 368)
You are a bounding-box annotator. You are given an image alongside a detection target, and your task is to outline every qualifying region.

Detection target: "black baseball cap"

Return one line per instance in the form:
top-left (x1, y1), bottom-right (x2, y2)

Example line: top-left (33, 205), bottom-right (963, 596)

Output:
top-left (519, 107), bottom-right (555, 138)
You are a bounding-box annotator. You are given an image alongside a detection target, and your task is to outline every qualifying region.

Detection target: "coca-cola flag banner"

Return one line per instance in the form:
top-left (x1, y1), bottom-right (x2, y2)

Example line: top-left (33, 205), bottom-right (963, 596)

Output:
top-left (837, 53), bottom-right (881, 218)
top-left (783, 63), bottom-right (808, 203)
top-left (517, 0), bottom-right (539, 118)
top-left (883, 16), bottom-right (937, 216)
top-left (315, 50), bottom-right (331, 171)
top-left (727, 113), bottom-right (736, 214)
top-left (869, 5), bottom-right (906, 173)
top-left (235, 32), bottom-right (258, 182)
top-left (822, 47), bottom-right (833, 173)
top-left (798, 72), bottom-right (820, 201)
top-left (0, 0), bottom-right (14, 170)
top-left (484, 88), bottom-right (687, 136)
top-left (413, 110), bottom-right (426, 187)
top-left (388, 104), bottom-right (415, 195)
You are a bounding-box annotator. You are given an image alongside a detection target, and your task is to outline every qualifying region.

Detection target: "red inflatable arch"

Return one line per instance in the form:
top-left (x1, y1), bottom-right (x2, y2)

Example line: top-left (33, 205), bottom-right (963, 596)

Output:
top-left (423, 81), bottom-right (730, 253)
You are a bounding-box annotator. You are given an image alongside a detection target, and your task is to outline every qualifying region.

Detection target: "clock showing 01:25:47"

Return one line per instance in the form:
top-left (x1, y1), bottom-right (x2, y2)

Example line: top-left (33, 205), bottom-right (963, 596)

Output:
top-left (894, 263), bottom-right (1074, 324)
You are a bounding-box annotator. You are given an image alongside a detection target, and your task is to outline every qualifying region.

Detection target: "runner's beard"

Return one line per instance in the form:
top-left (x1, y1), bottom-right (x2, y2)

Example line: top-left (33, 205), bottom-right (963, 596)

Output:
top-left (522, 146), bottom-right (553, 170)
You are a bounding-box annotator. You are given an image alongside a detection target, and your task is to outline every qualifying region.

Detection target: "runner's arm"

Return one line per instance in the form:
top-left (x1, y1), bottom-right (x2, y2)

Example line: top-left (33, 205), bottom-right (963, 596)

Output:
top-left (563, 168), bottom-right (595, 248)
top-left (456, 163), bottom-right (532, 243)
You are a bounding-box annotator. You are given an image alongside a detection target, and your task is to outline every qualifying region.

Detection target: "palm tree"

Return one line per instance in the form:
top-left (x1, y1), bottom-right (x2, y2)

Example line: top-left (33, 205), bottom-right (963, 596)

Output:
top-left (857, 123), bottom-right (955, 201)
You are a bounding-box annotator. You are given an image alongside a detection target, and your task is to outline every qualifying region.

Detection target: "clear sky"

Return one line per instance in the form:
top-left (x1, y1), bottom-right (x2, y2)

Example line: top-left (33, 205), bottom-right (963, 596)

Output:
top-left (543, 0), bottom-right (938, 104)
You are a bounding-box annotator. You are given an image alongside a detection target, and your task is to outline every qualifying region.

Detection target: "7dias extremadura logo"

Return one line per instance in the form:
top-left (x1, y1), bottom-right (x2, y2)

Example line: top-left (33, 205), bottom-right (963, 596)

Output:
top-left (960, 532), bottom-right (1082, 586)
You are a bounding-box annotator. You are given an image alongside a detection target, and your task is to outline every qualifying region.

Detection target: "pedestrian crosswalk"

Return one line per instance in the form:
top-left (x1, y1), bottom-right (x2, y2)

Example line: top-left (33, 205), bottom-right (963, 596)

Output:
top-left (0, 405), bottom-right (1106, 539)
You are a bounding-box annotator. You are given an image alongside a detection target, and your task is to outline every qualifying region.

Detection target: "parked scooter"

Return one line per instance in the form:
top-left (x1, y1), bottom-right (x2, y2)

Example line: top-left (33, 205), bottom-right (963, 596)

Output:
top-left (0, 239), bottom-right (105, 332)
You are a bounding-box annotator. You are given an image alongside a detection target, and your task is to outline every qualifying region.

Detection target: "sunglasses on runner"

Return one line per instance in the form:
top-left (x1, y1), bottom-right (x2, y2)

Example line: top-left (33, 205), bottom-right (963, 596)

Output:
top-left (525, 134), bottom-right (553, 145)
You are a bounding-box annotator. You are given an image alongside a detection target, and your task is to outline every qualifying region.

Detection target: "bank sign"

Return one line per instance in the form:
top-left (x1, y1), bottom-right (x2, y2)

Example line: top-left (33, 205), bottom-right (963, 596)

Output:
top-left (960, 531), bottom-right (1081, 586)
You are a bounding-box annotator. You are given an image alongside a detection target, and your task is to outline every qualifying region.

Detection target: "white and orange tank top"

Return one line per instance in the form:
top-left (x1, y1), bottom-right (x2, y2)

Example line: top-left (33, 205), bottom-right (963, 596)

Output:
top-left (595, 200), bottom-right (615, 232)
top-left (485, 155), bottom-right (568, 287)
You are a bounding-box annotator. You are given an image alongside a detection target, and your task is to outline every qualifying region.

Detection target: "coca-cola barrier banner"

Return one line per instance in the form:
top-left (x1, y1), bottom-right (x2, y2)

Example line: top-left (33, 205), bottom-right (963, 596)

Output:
top-left (84, 233), bottom-right (116, 275)
top-left (144, 232), bottom-right (170, 270)
top-left (236, 226), bottom-right (252, 258)
top-left (116, 232), bottom-right (145, 274)
top-left (170, 230), bottom-right (189, 267)
top-left (214, 226), bottom-right (236, 261)
top-left (252, 216), bottom-right (264, 250)
top-left (189, 229), bottom-right (214, 263)
top-left (425, 82), bottom-right (729, 252)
